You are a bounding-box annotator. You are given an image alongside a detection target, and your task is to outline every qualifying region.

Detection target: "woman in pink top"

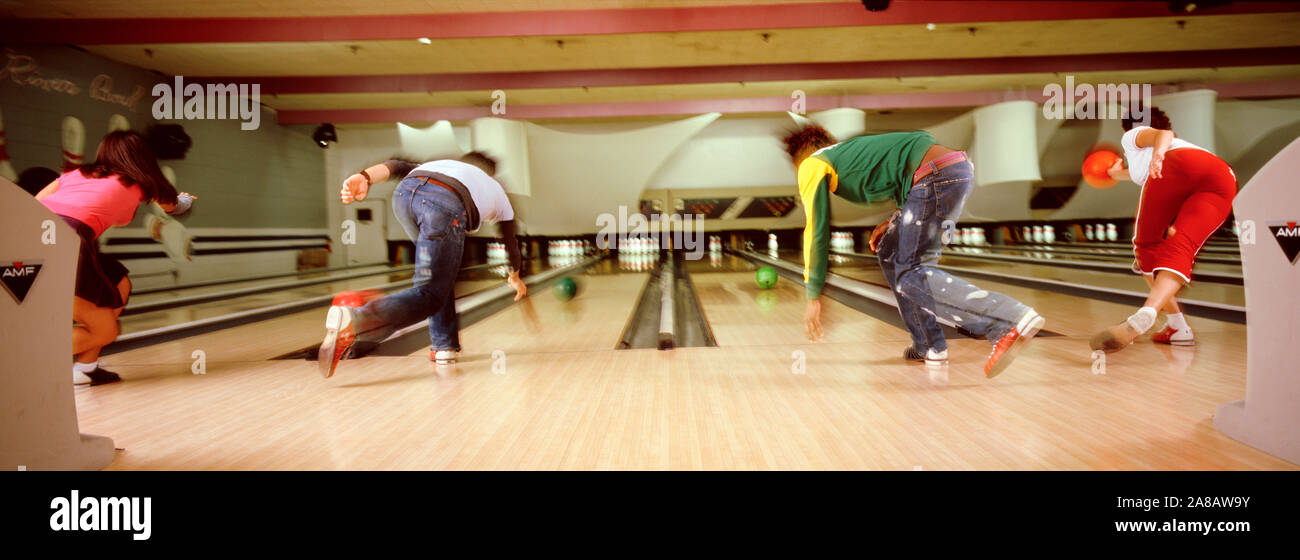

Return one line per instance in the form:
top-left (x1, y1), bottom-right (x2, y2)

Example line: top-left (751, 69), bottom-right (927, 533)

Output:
top-left (36, 130), bottom-right (193, 385)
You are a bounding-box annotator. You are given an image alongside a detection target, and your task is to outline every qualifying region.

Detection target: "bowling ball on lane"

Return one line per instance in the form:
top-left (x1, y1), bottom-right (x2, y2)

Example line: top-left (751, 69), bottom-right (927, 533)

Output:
top-left (552, 276), bottom-right (578, 301)
top-left (755, 266), bottom-right (778, 289)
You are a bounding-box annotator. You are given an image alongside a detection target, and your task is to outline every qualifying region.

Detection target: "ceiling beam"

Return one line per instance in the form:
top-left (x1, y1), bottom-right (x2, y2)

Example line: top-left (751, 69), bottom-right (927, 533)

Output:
top-left (4, 1), bottom-right (1297, 45)
top-left (275, 79), bottom-right (1300, 124)
top-left (205, 47), bottom-right (1300, 95)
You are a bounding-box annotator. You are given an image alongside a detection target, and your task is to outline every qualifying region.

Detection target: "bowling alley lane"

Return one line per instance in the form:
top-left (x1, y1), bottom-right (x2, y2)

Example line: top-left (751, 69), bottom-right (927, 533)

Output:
top-left (127, 263), bottom-right (407, 304)
top-left (421, 260), bottom-right (651, 356)
top-left (817, 254), bottom-right (1242, 338)
top-left (116, 265), bottom-right (523, 336)
top-left (102, 259), bottom-right (553, 367)
top-left (686, 252), bottom-right (913, 348)
top-left (936, 254), bottom-right (1243, 304)
top-left (101, 276), bottom-right (503, 368)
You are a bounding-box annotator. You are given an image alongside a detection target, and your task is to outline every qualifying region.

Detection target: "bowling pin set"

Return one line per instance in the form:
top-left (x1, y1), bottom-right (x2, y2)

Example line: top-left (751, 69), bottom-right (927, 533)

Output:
top-left (831, 231), bottom-right (854, 253)
top-left (616, 235), bottom-right (660, 271)
top-left (708, 235), bottom-right (723, 253)
top-left (1082, 223), bottom-right (1120, 242)
top-left (546, 239), bottom-right (591, 268)
top-left (1018, 225), bottom-right (1057, 244)
top-left (487, 241), bottom-right (510, 263)
top-left (953, 227), bottom-right (989, 246)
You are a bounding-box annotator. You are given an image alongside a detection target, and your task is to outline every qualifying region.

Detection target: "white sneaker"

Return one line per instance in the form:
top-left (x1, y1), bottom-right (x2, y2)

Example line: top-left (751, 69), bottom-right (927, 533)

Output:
top-left (431, 349), bottom-right (458, 365)
top-left (925, 348), bottom-right (948, 366)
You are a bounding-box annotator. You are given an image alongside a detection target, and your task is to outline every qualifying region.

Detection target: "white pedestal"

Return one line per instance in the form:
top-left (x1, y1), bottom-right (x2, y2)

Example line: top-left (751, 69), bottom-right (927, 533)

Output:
top-left (0, 180), bottom-right (115, 470)
top-left (1214, 138), bottom-right (1300, 465)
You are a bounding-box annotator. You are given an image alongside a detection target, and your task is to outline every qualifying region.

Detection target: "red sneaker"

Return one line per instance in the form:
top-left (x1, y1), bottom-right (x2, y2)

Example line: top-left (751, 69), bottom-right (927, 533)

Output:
top-left (984, 311), bottom-right (1045, 379)
top-left (1151, 325), bottom-right (1195, 346)
top-left (318, 305), bottom-right (359, 379)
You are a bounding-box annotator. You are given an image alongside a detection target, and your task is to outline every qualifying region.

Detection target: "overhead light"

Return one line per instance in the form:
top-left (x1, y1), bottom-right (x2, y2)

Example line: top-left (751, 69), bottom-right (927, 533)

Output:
top-left (417, 37), bottom-right (432, 45)
top-left (312, 123), bottom-right (337, 148)
top-left (1168, 0), bottom-right (1231, 12)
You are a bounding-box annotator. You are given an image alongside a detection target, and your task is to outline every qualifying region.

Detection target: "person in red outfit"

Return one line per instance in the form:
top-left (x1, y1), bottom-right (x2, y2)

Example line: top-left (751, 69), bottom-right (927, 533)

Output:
top-left (1091, 106), bottom-right (1237, 353)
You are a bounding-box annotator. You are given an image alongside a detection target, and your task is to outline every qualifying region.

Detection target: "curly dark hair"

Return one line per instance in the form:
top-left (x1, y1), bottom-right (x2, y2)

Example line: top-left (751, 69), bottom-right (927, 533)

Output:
top-left (459, 151), bottom-right (498, 176)
top-left (1121, 105), bottom-right (1171, 131)
top-left (782, 125), bottom-right (837, 160)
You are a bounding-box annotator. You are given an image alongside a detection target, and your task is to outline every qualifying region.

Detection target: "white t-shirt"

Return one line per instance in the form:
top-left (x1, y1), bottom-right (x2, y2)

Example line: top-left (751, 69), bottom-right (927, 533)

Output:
top-left (1120, 126), bottom-right (1210, 187)
top-left (411, 160), bottom-right (514, 232)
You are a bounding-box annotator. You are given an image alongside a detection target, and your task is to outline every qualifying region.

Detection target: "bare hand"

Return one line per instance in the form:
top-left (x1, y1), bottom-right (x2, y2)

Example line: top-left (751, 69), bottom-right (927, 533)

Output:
top-left (341, 173), bottom-right (369, 204)
top-left (804, 298), bottom-right (824, 342)
top-left (1149, 151), bottom-right (1165, 180)
top-left (868, 214), bottom-right (894, 252)
top-left (1107, 159), bottom-right (1125, 179)
top-left (508, 271), bottom-right (527, 301)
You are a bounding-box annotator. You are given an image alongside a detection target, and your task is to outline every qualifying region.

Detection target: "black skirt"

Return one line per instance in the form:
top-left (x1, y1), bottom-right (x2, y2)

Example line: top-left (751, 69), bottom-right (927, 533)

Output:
top-left (60, 215), bottom-right (130, 309)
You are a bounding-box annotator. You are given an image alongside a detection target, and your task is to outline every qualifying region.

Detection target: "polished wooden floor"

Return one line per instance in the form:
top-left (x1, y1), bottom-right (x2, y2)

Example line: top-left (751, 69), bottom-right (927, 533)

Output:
top-left (76, 255), bottom-right (1292, 470)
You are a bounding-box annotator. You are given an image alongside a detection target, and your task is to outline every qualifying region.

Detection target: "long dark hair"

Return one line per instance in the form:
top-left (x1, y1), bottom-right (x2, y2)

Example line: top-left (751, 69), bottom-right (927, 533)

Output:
top-left (77, 130), bottom-right (178, 205)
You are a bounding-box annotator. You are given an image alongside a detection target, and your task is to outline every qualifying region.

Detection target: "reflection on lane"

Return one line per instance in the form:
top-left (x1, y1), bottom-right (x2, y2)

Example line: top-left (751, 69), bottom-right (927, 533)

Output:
top-left (119, 258), bottom-right (560, 335)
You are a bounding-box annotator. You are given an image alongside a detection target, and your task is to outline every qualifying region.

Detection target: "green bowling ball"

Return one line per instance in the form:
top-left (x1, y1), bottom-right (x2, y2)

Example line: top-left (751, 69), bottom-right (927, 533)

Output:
top-left (755, 266), bottom-right (778, 289)
top-left (552, 276), bottom-right (578, 301)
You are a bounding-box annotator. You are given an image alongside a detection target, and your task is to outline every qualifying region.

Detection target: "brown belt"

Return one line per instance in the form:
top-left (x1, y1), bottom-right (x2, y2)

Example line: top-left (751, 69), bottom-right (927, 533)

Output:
top-left (416, 175), bottom-right (459, 197)
top-left (912, 151), bottom-right (969, 184)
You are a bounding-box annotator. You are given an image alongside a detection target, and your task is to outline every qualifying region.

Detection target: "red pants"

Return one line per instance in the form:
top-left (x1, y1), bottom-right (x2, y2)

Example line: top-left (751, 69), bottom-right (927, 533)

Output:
top-left (1133, 148), bottom-right (1237, 283)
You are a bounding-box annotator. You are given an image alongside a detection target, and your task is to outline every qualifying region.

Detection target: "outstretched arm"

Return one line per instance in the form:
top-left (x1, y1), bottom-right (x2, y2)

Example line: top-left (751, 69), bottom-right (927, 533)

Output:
top-left (797, 159), bottom-right (833, 341)
top-left (498, 220), bottom-right (527, 301)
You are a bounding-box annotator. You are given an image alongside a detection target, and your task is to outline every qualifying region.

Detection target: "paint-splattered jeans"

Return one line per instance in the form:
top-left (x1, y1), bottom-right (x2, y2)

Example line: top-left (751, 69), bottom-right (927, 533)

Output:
top-left (877, 161), bottom-right (1030, 352)
top-left (361, 177), bottom-right (467, 351)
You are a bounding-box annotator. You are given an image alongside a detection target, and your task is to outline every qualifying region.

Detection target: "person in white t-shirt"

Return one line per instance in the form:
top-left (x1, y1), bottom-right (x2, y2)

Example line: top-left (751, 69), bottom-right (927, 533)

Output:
top-left (318, 152), bottom-right (528, 377)
top-left (1091, 106), bottom-right (1237, 353)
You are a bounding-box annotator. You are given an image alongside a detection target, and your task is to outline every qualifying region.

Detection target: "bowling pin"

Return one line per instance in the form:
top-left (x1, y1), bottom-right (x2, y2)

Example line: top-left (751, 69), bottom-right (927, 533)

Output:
top-left (768, 233), bottom-right (779, 252)
top-left (1031, 225), bottom-right (1043, 243)
top-left (1106, 223), bottom-right (1118, 242)
top-left (1044, 225), bottom-right (1056, 244)
top-left (0, 104), bottom-right (16, 182)
top-left (61, 116), bottom-right (85, 171)
top-left (108, 114), bottom-right (131, 133)
top-left (1084, 224), bottom-right (1094, 240)
top-left (1022, 226), bottom-right (1032, 243)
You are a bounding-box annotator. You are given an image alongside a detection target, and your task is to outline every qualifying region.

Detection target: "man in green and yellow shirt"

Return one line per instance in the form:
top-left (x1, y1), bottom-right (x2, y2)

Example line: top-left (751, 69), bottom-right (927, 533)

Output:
top-left (786, 125), bottom-right (1044, 378)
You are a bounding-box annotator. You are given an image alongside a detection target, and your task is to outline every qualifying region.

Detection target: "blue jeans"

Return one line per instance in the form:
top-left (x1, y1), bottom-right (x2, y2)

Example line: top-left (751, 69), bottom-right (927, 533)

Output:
top-left (360, 177), bottom-right (467, 351)
top-left (877, 161), bottom-right (1028, 352)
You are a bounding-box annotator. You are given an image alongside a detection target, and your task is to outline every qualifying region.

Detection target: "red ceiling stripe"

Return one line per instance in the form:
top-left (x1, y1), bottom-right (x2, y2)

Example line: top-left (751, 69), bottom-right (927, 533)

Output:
top-left (274, 79), bottom-right (1300, 124)
top-left (3, 1), bottom-right (1296, 44)
top-left (202, 47), bottom-right (1300, 94)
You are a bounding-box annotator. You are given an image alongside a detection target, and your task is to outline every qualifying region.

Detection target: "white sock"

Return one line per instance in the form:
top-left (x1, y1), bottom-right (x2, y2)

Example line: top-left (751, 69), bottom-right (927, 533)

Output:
top-left (1127, 307), bottom-right (1157, 334)
top-left (73, 362), bottom-right (97, 384)
top-left (1166, 312), bottom-right (1190, 331)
